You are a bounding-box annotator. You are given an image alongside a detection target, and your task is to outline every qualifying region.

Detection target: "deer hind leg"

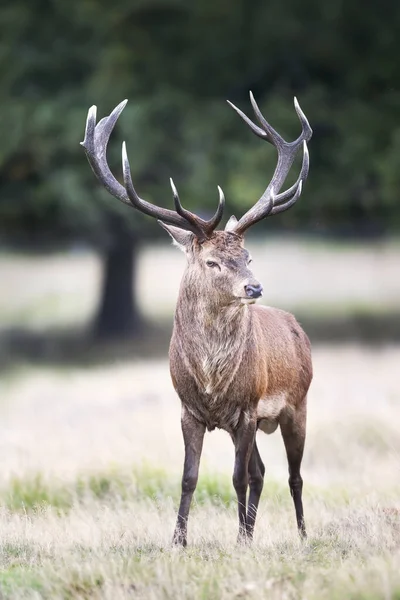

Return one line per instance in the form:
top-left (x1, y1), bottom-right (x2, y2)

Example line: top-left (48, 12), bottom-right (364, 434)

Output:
top-left (231, 412), bottom-right (257, 543)
top-left (173, 406), bottom-right (206, 547)
top-left (280, 398), bottom-right (307, 538)
top-left (246, 440), bottom-right (265, 539)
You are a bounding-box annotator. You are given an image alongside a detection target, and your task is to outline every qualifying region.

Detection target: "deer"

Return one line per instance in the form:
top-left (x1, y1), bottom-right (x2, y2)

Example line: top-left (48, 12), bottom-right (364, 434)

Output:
top-left (81, 92), bottom-right (313, 546)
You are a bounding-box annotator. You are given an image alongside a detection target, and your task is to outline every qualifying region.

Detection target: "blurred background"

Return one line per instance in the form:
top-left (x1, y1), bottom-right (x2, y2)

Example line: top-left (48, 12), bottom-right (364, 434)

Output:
top-left (0, 0), bottom-right (400, 470)
top-left (0, 2), bottom-right (400, 592)
top-left (1, 0), bottom-right (400, 363)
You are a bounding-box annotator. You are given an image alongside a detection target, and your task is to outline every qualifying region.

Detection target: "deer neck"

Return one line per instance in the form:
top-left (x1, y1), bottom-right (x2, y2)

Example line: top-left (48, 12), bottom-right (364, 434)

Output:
top-left (175, 272), bottom-right (248, 335)
top-left (173, 272), bottom-right (251, 396)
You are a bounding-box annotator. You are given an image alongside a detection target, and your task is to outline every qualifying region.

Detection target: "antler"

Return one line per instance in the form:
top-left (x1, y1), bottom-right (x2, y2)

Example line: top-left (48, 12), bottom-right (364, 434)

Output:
top-left (81, 100), bottom-right (225, 240)
top-left (226, 93), bottom-right (312, 235)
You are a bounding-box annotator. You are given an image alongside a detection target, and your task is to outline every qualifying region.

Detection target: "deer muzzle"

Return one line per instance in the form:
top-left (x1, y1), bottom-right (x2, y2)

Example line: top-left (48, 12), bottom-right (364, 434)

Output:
top-left (244, 283), bottom-right (263, 299)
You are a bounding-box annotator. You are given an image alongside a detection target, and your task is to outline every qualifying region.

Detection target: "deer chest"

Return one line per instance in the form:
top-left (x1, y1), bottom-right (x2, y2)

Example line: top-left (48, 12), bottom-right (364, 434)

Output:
top-left (170, 342), bottom-right (260, 432)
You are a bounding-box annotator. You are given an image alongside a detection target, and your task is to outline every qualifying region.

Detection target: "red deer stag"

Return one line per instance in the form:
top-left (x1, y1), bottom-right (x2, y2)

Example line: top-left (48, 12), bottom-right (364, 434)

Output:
top-left (81, 93), bottom-right (313, 545)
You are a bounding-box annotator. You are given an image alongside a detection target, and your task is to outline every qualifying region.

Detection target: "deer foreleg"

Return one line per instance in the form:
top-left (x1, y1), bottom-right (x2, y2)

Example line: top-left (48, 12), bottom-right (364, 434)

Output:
top-left (173, 406), bottom-right (206, 547)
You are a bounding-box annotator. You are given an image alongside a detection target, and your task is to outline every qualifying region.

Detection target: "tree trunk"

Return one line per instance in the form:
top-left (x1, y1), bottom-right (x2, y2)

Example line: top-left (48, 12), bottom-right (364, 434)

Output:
top-left (94, 232), bottom-right (142, 339)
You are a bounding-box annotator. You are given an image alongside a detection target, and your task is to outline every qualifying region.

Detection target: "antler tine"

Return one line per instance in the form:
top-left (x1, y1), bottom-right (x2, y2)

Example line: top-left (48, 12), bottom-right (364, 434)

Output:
top-left (293, 97), bottom-right (313, 144)
top-left (169, 178), bottom-right (204, 234)
top-left (207, 186), bottom-right (225, 232)
top-left (226, 100), bottom-right (267, 140)
top-left (227, 94), bottom-right (312, 235)
top-left (270, 180), bottom-right (303, 216)
top-left (272, 140), bottom-right (309, 207)
top-left (81, 100), bottom-right (132, 206)
top-left (121, 144), bottom-right (200, 234)
top-left (249, 92), bottom-right (285, 147)
top-left (170, 178), bottom-right (226, 237)
top-left (82, 100), bottom-right (225, 238)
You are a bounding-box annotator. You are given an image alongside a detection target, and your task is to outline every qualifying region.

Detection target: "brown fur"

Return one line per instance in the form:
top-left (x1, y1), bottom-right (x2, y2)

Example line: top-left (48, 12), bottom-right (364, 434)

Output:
top-left (167, 230), bottom-right (312, 545)
top-left (81, 93), bottom-right (313, 546)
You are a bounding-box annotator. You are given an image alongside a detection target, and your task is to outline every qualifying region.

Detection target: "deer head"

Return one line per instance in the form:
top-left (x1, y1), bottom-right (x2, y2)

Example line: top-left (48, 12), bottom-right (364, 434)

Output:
top-left (159, 227), bottom-right (262, 307)
top-left (81, 93), bottom-right (312, 306)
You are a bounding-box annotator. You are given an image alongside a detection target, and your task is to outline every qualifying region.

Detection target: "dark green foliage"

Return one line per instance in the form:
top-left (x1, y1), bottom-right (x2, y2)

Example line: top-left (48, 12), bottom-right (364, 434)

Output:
top-left (1, 0), bottom-right (400, 242)
top-left (1, 0), bottom-right (400, 337)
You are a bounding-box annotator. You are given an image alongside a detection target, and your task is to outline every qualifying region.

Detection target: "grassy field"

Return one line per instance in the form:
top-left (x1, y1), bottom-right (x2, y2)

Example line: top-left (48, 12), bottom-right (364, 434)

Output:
top-left (0, 241), bottom-right (399, 598)
top-left (0, 346), bottom-right (399, 599)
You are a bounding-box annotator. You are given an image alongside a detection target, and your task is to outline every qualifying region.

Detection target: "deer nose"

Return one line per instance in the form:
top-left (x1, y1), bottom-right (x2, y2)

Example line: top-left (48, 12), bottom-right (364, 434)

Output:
top-left (244, 283), bottom-right (263, 299)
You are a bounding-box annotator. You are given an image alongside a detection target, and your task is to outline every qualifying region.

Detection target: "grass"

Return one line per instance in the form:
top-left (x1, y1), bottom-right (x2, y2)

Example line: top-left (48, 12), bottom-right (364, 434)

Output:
top-left (0, 346), bottom-right (399, 598)
top-left (0, 491), bottom-right (399, 599)
top-left (2, 466), bottom-right (239, 513)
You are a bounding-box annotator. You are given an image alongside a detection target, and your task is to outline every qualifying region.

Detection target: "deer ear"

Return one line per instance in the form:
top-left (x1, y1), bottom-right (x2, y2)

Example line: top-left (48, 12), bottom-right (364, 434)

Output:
top-left (224, 215), bottom-right (238, 232)
top-left (158, 221), bottom-right (193, 252)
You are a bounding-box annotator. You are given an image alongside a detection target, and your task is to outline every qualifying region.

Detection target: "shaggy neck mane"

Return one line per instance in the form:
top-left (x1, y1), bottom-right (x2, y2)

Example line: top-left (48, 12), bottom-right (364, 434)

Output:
top-left (175, 266), bottom-right (247, 330)
top-left (173, 268), bottom-right (251, 397)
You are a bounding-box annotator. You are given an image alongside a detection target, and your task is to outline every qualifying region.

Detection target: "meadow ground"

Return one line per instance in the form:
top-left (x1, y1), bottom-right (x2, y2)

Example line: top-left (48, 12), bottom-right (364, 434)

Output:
top-left (0, 240), bottom-right (399, 599)
top-left (0, 346), bottom-right (399, 599)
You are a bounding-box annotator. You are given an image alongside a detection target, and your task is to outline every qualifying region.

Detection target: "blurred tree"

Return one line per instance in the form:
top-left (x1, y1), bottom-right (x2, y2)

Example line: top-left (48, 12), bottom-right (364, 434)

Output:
top-left (1, 0), bottom-right (400, 336)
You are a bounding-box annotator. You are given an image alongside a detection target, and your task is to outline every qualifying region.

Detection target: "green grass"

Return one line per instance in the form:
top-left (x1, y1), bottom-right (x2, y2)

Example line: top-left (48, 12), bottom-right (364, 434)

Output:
top-left (3, 464), bottom-right (319, 518)
top-left (0, 567), bottom-right (44, 597)
top-left (3, 466), bottom-right (240, 513)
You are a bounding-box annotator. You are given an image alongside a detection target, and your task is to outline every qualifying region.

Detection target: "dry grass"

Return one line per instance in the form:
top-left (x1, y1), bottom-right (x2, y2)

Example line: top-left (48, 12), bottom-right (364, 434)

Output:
top-left (0, 345), bottom-right (399, 598)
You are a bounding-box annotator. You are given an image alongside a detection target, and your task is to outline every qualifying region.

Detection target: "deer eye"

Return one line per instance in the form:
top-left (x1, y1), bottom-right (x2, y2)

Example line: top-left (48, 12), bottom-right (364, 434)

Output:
top-left (206, 260), bottom-right (218, 268)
